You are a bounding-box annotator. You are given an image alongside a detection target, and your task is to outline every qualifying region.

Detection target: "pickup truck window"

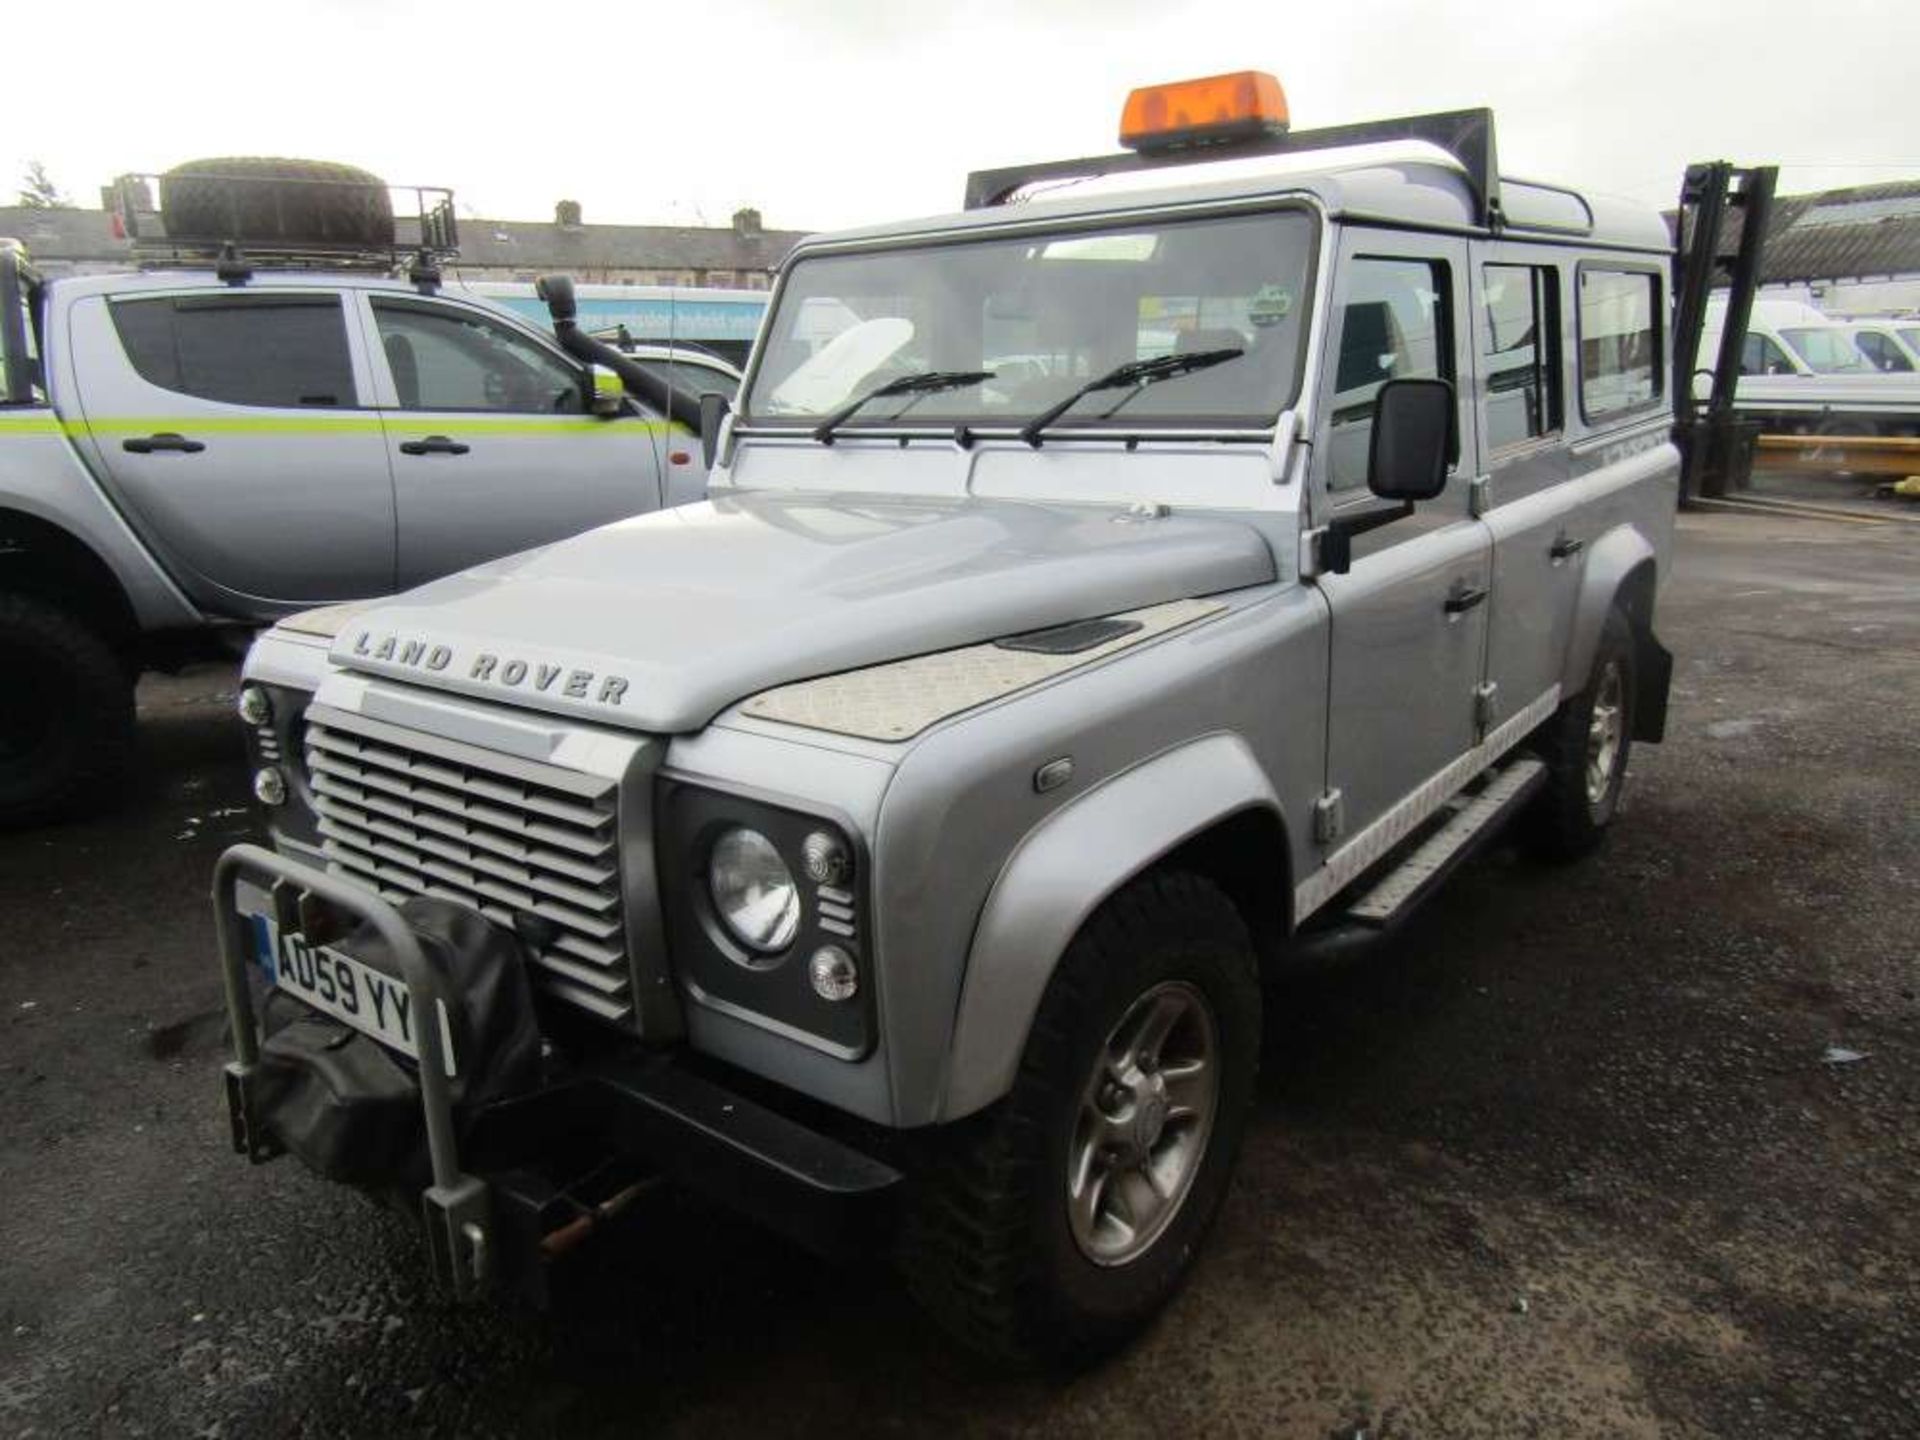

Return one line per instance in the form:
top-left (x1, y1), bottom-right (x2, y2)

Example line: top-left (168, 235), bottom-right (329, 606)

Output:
top-left (1328, 256), bottom-right (1453, 490)
top-left (1902, 328), bottom-right (1920, 359)
top-left (1481, 263), bottom-right (1562, 452)
top-left (110, 294), bottom-right (355, 409)
top-left (371, 300), bottom-right (586, 414)
top-left (0, 284), bottom-right (40, 404)
top-left (1576, 268), bottom-right (1661, 420)
top-left (745, 209), bottom-right (1313, 433)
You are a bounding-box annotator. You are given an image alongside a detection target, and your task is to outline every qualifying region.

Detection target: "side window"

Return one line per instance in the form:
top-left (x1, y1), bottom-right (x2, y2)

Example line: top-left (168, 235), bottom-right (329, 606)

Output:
top-left (110, 294), bottom-right (354, 408)
top-left (1328, 256), bottom-right (1453, 491)
top-left (1740, 333), bottom-right (1794, 377)
top-left (1858, 332), bottom-right (1913, 373)
top-left (371, 300), bottom-right (585, 414)
top-left (1577, 267), bottom-right (1661, 419)
top-left (1481, 263), bottom-right (1562, 453)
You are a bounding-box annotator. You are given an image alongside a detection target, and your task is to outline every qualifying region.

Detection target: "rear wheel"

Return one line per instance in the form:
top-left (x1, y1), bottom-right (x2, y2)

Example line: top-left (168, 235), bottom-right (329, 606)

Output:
top-left (900, 871), bottom-right (1260, 1367)
top-left (1523, 606), bottom-right (1635, 860)
top-left (0, 593), bottom-right (135, 828)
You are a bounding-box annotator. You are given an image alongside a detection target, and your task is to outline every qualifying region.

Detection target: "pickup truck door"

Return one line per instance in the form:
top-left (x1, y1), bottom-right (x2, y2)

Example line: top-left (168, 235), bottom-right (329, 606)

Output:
top-left (1312, 233), bottom-right (1492, 851)
top-left (66, 289), bottom-right (396, 611)
top-left (356, 294), bottom-right (672, 589)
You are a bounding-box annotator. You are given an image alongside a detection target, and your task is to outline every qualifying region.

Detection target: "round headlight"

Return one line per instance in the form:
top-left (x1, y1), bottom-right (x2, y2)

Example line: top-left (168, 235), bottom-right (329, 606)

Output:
top-left (237, 684), bottom-right (273, 727)
top-left (708, 827), bottom-right (800, 955)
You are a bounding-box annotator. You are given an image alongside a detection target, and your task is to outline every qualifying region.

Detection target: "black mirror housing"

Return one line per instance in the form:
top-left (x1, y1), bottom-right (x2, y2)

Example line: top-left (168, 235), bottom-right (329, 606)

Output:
top-left (1366, 377), bottom-right (1456, 502)
top-left (699, 391), bottom-right (731, 469)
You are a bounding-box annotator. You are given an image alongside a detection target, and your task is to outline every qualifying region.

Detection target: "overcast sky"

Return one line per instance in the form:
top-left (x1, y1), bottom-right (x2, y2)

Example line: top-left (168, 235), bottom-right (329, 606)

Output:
top-left (8, 0), bottom-right (1918, 234)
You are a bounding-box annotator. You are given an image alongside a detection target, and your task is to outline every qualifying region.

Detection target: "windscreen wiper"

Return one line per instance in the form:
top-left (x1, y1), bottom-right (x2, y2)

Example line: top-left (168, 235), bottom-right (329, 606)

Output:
top-left (1016, 349), bottom-right (1244, 448)
top-left (812, 370), bottom-right (995, 444)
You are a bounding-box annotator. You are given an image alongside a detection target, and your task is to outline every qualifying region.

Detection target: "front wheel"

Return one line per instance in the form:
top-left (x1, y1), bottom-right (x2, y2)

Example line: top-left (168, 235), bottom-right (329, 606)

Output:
top-left (0, 593), bottom-right (136, 828)
top-left (900, 871), bottom-right (1261, 1367)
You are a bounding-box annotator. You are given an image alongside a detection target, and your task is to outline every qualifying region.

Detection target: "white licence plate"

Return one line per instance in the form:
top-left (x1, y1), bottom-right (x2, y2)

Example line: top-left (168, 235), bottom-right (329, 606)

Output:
top-left (249, 913), bottom-right (456, 1075)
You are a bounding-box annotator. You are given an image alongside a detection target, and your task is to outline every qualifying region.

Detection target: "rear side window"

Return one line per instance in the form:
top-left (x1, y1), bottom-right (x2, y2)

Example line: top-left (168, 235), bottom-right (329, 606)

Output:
top-left (1481, 263), bottom-right (1561, 452)
top-left (1576, 268), bottom-right (1661, 420)
top-left (110, 294), bottom-right (355, 408)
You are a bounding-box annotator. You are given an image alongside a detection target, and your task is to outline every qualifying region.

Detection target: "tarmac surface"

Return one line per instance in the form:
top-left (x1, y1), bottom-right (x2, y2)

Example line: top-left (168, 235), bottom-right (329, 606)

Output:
top-left (2, 509), bottom-right (1916, 1439)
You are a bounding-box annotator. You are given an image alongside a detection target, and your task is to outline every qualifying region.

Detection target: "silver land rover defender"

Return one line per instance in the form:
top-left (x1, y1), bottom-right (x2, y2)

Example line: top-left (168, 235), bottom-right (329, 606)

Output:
top-left (215, 74), bottom-right (1679, 1365)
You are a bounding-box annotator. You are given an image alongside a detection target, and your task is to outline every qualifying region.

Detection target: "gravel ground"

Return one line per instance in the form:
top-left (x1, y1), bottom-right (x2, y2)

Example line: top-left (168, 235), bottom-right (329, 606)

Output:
top-left (1, 509), bottom-right (1915, 1439)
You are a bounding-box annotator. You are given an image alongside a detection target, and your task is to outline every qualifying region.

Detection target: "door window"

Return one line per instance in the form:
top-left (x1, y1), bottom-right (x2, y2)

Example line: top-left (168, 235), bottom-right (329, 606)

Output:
top-left (1741, 333), bottom-right (1796, 376)
top-left (633, 356), bottom-right (739, 401)
top-left (1481, 264), bottom-right (1561, 452)
top-left (1327, 256), bottom-right (1454, 490)
top-left (1576, 268), bottom-right (1661, 419)
top-left (109, 294), bottom-right (355, 408)
top-left (371, 300), bottom-right (586, 413)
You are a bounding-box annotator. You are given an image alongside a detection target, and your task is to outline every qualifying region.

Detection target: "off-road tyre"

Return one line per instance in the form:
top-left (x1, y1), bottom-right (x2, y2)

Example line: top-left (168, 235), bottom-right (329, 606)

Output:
top-left (160, 158), bottom-right (394, 250)
top-left (1523, 606), bottom-right (1636, 861)
top-left (0, 593), bottom-right (135, 828)
top-left (900, 870), bottom-right (1261, 1368)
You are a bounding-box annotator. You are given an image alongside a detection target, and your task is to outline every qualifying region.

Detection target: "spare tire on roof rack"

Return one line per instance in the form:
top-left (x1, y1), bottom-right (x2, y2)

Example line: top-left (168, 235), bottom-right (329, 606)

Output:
top-left (159, 157), bottom-right (395, 250)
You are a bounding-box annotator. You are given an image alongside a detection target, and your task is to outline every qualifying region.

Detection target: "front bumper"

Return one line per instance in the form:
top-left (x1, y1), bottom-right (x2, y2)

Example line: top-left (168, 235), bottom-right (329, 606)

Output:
top-left (212, 844), bottom-right (901, 1301)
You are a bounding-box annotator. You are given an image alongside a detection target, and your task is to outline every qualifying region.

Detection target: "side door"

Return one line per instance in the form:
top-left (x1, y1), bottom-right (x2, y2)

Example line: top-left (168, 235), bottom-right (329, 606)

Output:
top-left (1472, 247), bottom-right (1580, 736)
top-left (67, 288), bottom-right (395, 611)
top-left (358, 294), bottom-right (670, 589)
top-left (1314, 232), bottom-right (1491, 848)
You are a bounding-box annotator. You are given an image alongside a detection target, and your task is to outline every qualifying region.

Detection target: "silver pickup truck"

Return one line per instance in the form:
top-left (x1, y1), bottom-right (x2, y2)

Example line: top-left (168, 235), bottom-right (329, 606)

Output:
top-left (0, 180), bottom-right (724, 826)
top-left (216, 77), bottom-right (1679, 1366)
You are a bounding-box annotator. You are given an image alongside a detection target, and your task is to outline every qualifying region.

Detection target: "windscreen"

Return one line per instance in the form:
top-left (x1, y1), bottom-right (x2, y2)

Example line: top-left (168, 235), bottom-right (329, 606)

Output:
top-left (1779, 326), bottom-right (1870, 374)
top-left (744, 208), bottom-right (1314, 433)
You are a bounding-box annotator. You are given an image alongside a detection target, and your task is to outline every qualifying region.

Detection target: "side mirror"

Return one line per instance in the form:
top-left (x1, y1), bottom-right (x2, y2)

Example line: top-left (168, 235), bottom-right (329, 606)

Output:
top-left (699, 390), bottom-right (731, 469)
top-left (536, 274), bottom-right (577, 325)
top-left (589, 365), bottom-right (625, 418)
top-left (1366, 377), bottom-right (1455, 502)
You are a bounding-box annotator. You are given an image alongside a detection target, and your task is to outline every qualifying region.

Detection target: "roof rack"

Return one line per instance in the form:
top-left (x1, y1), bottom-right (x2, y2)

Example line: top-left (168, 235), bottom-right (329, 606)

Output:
top-left (964, 108), bottom-right (1503, 229)
top-left (109, 170), bottom-right (460, 285)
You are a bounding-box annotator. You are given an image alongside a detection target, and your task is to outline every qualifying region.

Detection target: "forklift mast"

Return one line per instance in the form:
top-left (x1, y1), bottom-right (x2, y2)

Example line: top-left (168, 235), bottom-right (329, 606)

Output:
top-left (1671, 161), bottom-right (1779, 500)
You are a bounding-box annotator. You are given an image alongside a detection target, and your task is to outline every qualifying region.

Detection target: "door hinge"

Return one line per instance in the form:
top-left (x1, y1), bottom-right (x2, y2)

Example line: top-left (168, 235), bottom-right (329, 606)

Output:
top-left (1474, 681), bottom-right (1500, 738)
top-left (1313, 789), bottom-right (1345, 845)
top-left (1469, 475), bottom-right (1490, 518)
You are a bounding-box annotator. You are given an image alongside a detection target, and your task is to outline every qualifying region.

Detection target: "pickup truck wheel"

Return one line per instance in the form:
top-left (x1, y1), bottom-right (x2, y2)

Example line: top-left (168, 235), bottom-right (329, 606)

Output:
top-left (900, 871), bottom-right (1260, 1367)
top-left (1524, 606), bottom-right (1635, 861)
top-left (0, 594), bottom-right (135, 828)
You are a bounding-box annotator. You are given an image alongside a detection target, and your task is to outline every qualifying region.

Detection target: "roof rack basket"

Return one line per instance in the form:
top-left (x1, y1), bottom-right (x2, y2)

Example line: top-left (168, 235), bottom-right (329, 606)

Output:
top-left (109, 170), bottom-right (460, 278)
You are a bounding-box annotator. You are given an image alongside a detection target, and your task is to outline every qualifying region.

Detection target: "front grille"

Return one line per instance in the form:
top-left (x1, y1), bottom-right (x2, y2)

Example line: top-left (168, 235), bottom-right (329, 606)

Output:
top-left (305, 711), bottom-right (634, 1024)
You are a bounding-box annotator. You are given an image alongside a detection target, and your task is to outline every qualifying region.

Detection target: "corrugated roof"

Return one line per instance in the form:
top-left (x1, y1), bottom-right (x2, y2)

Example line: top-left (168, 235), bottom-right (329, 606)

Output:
top-left (1673, 178), bottom-right (1920, 285)
top-left (0, 205), bottom-right (808, 272)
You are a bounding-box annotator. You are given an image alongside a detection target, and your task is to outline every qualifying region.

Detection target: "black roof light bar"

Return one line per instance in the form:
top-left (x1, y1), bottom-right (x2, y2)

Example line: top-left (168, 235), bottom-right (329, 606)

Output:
top-left (965, 87), bottom-right (1502, 231)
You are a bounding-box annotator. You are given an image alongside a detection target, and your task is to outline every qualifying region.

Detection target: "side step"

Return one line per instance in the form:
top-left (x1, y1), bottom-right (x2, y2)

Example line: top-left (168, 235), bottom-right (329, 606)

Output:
top-left (1292, 757), bottom-right (1547, 969)
top-left (1346, 757), bottom-right (1546, 926)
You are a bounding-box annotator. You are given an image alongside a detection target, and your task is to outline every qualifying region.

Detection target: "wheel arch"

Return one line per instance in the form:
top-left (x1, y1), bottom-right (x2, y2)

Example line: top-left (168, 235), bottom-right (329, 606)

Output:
top-left (0, 506), bottom-right (140, 651)
top-left (1561, 526), bottom-right (1670, 743)
top-left (937, 731), bottom-right (1290, 1122)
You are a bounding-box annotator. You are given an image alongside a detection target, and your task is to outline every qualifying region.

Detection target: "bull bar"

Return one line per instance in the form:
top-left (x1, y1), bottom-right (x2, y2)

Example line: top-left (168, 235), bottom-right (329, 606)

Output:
top-left (212, 844), bottom-right (903, 1303)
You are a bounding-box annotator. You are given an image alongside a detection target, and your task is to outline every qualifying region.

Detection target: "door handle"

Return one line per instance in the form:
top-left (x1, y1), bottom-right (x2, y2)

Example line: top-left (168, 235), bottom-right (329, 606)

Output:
top-left (1549, 534), bottom-right (1585, 560)
top-left (122, 432), bottom-right (205, 454)
top-left (1444, 584), bottom-right (1489, 615)
top-left (398, 435), bottom-right (470, 456)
